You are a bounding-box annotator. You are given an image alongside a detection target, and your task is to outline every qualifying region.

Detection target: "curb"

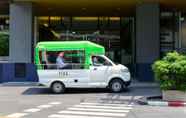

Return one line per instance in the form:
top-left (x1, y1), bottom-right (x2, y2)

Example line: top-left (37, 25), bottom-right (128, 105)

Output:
top-left (147, 101), bottom-right (186, 107)
top-left (130, 81), bottom-right (159, 88)
top-left (0, 82), bottom-right (39, 86)
top-left (137, 96), bottom-right (186, 107)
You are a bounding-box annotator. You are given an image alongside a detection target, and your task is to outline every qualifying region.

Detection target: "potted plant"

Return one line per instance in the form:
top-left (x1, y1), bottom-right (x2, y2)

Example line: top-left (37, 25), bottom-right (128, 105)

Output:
top-left (152, 51), bottom-right (186, 101)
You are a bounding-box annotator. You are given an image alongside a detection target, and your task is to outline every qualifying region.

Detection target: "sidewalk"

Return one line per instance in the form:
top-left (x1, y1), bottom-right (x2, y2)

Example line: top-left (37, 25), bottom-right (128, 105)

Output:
top-left (0, 82), bottom-right (39, 86)
top-left (130, 80), bottom-right (159, 88)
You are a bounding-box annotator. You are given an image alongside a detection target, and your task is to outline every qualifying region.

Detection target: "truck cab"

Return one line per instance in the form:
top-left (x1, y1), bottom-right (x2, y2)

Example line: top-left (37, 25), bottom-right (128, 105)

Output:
top-left (35, 41), bottom-right (131, 93)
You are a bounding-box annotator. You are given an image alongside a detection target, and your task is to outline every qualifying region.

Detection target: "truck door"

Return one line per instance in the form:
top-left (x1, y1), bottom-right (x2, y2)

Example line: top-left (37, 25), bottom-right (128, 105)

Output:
top-left (89, 56), bottom-right (112, 87)
top-left (64, 69), bottom-right (89, 88)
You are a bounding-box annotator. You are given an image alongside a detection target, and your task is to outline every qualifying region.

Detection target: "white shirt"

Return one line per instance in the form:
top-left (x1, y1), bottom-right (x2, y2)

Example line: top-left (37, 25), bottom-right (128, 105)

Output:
top-left (56, 56), bottom-right (66, 68)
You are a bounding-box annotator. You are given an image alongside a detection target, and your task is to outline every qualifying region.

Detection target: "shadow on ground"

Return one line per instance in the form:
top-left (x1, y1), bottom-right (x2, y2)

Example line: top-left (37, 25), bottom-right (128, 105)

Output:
top-left (22, 86), bottom-right (160, 96)
top-left (22, 87), bottom-right (121, 95)
top-left (21, 86), bottom-right (161, 105)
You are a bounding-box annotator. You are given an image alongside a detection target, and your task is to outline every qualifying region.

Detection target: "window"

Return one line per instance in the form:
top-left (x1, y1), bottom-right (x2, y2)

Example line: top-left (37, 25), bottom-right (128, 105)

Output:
top-left (92, 56), bottom-right (112, 66)
top-left (37, 16), bottom-right (134, 65)
top-left (15, 63), bottom-right (26, 78)
top-left (39, 50), bottom-right (85, 69)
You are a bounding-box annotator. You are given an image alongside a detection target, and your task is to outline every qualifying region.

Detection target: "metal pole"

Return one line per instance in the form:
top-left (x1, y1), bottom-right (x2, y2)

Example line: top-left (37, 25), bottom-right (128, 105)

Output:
top-left (178, 12), bottom-right (182, 48)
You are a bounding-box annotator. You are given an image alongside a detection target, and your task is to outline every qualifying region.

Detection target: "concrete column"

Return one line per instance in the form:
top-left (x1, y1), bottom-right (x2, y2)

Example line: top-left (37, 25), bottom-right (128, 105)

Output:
top-left (9, 3), bottom-right (33, 63)
top-left (136, 4), bottom-right (160, 81)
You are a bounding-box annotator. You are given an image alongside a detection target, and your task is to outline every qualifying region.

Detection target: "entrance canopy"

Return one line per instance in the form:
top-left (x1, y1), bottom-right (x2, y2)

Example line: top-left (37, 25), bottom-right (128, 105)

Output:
top-left (0, 0), bottom-right (9, 14)
top-left (0, 0), bottom-right (186, 16)
top-left (0, 0), bottom-right (183, 16)
top-left (15, 0), bottom-right (137, 16)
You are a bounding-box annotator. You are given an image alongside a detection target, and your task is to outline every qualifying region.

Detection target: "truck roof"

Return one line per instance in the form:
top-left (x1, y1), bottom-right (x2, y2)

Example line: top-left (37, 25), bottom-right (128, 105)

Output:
top-left (35, 41), bottom-right (105, 54)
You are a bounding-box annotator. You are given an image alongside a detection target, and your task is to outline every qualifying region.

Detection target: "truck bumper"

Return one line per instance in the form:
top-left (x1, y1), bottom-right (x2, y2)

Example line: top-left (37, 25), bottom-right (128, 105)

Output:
top-left (125, 80), bottom-right (131, 87)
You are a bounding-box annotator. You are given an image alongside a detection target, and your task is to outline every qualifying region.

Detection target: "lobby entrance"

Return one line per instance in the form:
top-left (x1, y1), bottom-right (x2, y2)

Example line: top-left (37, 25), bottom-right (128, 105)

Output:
top-left (36, 16), bottom-right (135, 76)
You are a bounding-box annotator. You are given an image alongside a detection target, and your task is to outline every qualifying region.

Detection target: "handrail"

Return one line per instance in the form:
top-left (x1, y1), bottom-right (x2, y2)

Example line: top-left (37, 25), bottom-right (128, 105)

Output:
top-left (36, 63), bottom-right (89, 70)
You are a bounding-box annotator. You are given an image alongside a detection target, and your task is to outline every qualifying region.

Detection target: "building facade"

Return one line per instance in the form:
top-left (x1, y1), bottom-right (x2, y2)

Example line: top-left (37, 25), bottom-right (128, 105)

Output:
top-left (0, 0), bottom-right (186, 82)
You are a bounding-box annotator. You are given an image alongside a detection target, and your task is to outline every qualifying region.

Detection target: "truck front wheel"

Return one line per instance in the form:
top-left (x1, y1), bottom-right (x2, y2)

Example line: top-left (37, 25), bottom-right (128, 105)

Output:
top-left (51, 81), bottom-right (65, 94)
top-left (109, 79), bottom-right (124, 93)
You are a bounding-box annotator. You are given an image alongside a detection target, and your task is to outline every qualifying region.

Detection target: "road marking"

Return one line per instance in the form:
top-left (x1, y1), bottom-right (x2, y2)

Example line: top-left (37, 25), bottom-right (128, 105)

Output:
top-left (6, 113), bottom-right (28, 118)
top-left (6, 101), bottom-right (62, 118)
top-left (24, 108), bottom-right (41, 113)
top-left (37, 105), bottom-right (52, 108)
top-left (49, 102), bottom-right (62, 105)
top-left (48, 114), bottom-right (113, 118)
top-left (48, 102), bottom-right (133, 118)
top-left (80, 102), bottom-right (133, 107)
top-left (58, 110), bottom-right (126, 117)
top-left (74, 105), bottom-right (132, 110)
top-left (68, 107), bottom-right (129, 113)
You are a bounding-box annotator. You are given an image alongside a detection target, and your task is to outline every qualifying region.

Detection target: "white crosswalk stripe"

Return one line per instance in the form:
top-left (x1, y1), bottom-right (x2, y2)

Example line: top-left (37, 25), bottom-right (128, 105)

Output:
top-left (58, 110), bottom-right (126, 117)
top-left (37, 104), bottom-right (53, 109)
top-left (49, 102), bottom-right (62, 105)
top-left (6, 113), bottom-right (28, 118)
top-left (24, 108), bottom-right (41, 113)
top-left (80, 102), bottom-right (133, 107)
top-left (5, 101), bottom-right (62, 118)
top-left (48, 102), bottom-right (133, 118)
top-left (74, 105), bottom-right (132, 110)
top-left (68, 107), bottom-right (129, 113)
top-left (49, 114), bottom-right (113, 118)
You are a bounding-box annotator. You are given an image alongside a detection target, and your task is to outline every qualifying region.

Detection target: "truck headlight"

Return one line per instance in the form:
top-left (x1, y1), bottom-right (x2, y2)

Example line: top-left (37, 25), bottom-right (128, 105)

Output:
top-left (121, 68), bottom-right (129, 73)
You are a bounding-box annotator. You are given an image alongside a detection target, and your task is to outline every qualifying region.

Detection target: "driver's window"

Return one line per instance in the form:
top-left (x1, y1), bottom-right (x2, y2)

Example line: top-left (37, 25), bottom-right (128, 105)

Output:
top-left (92, 56), bottom-right (111, 66)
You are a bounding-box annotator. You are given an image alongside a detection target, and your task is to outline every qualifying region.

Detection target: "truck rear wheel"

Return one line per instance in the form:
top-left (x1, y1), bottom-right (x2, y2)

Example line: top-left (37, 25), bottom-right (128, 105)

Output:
top-left (51, 81), bottom-right (65, 94)
top-left (109, 79), bottom-right (124, 93)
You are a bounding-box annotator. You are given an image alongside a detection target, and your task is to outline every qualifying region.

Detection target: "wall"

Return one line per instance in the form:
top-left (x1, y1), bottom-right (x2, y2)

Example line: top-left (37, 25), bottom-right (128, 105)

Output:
top-left (0, 3), bottom-right (38, 83)
top-left (9, 3), bottom-right (33, 63)
top-left (136, 3), bottom-right (160, 81)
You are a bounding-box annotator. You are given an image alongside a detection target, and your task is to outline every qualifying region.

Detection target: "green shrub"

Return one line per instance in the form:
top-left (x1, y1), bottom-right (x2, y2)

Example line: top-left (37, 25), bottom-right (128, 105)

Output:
top-left (0, 32), bottom-right (9, 56)
top-left (152, 51), bottom-right (186, 91)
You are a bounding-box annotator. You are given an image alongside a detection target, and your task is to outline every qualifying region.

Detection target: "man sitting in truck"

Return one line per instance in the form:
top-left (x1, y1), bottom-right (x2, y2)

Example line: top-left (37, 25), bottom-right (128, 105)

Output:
top-left (56, 52), bottom-right (69, 69)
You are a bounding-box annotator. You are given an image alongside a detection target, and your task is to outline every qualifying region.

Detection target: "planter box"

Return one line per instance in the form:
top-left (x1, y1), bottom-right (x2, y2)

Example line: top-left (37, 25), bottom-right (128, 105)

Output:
top-left (163, 90), bottom-right (186, 101)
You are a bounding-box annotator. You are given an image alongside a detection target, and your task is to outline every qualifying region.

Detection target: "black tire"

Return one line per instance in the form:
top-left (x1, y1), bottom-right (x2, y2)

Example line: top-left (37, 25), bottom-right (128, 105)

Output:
top-left (51, 81), bottom-right (65, 94)
top-left (109, 79), bottom-right (125, 93)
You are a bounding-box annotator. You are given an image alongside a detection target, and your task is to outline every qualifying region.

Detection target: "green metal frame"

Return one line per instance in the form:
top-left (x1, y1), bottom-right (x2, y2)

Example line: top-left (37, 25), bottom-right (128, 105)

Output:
top-left (35, 41), bottom-right (105, 69)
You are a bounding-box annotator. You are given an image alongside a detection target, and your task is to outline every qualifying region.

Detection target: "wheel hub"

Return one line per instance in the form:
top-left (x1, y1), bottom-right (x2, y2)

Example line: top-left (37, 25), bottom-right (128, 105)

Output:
top-left (53, 83), bottom-right (62, 92)
top-left (112, 82), bottom-right (122, 92)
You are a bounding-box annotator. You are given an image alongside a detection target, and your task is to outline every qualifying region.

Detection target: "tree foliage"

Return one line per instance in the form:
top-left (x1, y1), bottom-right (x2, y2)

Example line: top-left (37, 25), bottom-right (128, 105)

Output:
top-left (0, 32), bottom-right (9, 56)
top-left (152, 51), bottom-right (186, 91)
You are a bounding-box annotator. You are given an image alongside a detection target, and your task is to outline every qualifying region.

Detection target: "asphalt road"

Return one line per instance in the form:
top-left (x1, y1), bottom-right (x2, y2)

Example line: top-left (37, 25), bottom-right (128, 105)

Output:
top-left (0, 85), bottom-right (185, 118)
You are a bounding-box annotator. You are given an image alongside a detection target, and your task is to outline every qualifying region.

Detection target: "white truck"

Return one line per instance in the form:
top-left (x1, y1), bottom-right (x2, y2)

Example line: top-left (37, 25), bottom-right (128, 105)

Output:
top-left (35, 41), bottom-right (131, 93)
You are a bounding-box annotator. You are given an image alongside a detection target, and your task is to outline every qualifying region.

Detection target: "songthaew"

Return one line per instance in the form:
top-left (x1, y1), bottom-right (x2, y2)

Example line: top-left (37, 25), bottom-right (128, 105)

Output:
top-left (35, 41), bottom-right (131, 93)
